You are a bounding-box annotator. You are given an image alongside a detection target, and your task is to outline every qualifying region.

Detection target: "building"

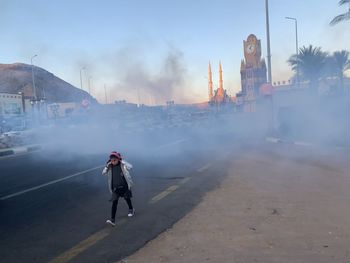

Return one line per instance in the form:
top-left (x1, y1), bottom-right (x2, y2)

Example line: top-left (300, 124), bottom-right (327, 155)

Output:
top-left (238, 34), bottom-right (268, 112)
top-left (208, 62), bottom-right (231, 106)
top-left (0, 92), bottom-right (24, 117)
top-left (47, 102), bottom-right (79, 118)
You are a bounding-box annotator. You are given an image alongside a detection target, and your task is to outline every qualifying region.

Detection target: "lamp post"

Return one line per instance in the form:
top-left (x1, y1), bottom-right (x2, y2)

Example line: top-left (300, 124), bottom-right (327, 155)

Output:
top-left (88, 76), bottom-right (92, 95)
top-left (104, 84), bottom-right (107, 104)
top-left (80, 67), bottom-right (86, 90)
top-left (265, 0), bottom-right (272, 84)
top-left (30, 55), bottom-right (39, 124)
top-left (137, 87), bottom-right (141, 107)
top-left (285, 16), bottom-right (299, 87)
top-left (31, 55), bottom-right (38, 100)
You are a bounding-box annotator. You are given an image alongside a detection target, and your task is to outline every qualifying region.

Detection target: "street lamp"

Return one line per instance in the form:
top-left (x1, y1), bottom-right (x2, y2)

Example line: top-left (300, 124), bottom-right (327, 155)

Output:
top-left (285, 16), bottom-right (299, 87)
top-left (31, 54), bottom-right (38, 100)
top-left (104, 84), bottom-right (107, 104)
top-left (136, 87), bottom-right (141, 107)
top-left (88, 76), bottom-right (92, 95)
top-left (265, 0), bottom-right (272, 84)
top-left (80, 67), bottom-right (86, 90)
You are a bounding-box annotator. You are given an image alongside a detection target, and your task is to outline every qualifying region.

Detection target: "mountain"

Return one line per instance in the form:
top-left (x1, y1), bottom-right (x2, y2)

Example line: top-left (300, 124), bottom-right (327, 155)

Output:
top-left (0, 63), bottom-right (96, 103)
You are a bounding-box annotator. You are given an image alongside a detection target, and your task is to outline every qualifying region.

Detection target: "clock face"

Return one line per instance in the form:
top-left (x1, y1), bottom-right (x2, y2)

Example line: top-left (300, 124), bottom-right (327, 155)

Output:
top-left (246, 43), bottom-right (255, 54)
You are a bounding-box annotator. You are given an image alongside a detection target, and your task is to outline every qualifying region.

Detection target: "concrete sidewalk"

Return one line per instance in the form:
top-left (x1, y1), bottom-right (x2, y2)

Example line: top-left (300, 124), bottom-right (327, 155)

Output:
top-left (120, 147), bottom-right (350, 263)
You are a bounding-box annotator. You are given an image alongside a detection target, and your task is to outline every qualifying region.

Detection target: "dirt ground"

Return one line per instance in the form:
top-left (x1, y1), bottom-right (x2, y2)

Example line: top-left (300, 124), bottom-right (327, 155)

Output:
top-left (120, 145), bottom-right (350, 263)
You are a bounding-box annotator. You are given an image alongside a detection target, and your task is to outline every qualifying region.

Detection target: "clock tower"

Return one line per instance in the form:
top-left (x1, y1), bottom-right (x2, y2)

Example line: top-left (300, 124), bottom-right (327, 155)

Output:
top-left (240, 34), bottom-right (267, 112)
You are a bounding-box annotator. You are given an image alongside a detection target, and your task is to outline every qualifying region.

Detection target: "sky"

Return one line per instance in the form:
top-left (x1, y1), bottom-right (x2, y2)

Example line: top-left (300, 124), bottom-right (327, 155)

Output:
top-left (0, 0), bottom-right (349, 104)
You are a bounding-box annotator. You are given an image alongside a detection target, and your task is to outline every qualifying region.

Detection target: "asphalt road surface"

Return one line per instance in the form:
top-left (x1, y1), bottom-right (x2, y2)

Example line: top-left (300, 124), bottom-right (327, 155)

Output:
top-left (0, 125), bottom-right (242, 263)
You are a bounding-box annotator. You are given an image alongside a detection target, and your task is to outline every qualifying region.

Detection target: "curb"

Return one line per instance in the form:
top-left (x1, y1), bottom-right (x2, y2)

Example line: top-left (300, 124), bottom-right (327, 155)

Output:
top-left (0, 149), bottom-right (15, 157)
top-left (0, 144), bottom-right (42, 158)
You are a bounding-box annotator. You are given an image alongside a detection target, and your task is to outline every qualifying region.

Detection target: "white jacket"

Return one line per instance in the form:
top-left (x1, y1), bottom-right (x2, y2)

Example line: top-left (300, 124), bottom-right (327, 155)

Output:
top-left (102, 160), bottom-right (133, 193)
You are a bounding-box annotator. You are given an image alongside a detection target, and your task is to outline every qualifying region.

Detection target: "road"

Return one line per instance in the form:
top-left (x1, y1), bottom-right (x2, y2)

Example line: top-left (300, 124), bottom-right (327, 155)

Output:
top-left (0, 125), bottom-right (241, 263)
top-left (3, 121), bottom-right (348, 263)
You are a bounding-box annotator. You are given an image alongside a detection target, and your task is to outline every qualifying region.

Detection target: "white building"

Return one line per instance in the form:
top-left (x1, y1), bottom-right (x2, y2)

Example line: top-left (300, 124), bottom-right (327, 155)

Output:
top-left (0, 92), bottom-right (23, 117)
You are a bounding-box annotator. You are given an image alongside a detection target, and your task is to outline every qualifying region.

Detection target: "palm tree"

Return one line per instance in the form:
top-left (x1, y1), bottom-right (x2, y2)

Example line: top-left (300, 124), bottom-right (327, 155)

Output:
top-left (330, 0), bottom-right (350, 25)
top-left (332, 50), bottom-right (350, 93)
top-left (288, 45), bottom-right (328, 91)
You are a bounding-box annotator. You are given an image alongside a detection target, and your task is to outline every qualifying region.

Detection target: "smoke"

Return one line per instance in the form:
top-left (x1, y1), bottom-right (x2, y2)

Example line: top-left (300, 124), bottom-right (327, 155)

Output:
top-left (67, 44), bottom-right (194, 105)
top-left (107, 46), bottom-right (190, 105)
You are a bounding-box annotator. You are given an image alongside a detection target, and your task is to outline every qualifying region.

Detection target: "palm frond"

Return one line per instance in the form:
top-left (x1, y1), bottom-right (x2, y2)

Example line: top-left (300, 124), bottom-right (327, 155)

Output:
top-left (287, 45), bottom-right (328, 83)
top-left (330, 12), bottom-right (350, 25)
top-left (339, 0), bottom-right (350, 6)
top-left (333, 50), bottom-right (350, 72)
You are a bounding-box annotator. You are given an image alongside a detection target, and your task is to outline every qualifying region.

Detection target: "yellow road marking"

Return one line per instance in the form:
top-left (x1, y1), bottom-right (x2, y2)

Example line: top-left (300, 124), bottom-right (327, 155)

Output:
top-left (48, 164), bottom-right (195, 262)
top-left (197, 163), bottom-right (212, 173)
top-left (48, 219), bottom-right (127, 263)
top-left (149, 185), bottom-right (179, 204)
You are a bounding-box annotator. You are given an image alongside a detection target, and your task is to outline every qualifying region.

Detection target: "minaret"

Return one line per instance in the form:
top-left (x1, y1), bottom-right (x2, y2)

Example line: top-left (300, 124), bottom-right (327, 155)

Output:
top-left (217, 61), bottom-right (224, 101)
top-left (208, 62), bottom-right (213, 101)
top-left (219, 61), bottom-right (223, 91)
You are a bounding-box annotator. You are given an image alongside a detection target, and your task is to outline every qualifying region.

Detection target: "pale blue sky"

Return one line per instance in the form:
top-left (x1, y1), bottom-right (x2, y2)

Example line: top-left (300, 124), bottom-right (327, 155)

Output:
top-left (1, 0), bottom-right (349, 104)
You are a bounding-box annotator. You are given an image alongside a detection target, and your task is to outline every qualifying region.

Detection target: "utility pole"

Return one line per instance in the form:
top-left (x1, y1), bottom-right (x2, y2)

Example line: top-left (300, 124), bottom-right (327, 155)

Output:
top-left (137, 87), bottom-right (141, 107)
top-left (88, 76), bottom-right (92, 95)
top-left (31, 54), bottom-right (38, 99)
top-left (285, 17), bottom-right (299, 87)
top-left (104, 84), bottom-right (107, 104)
top-left (80, 67), bottom-right (85, 90)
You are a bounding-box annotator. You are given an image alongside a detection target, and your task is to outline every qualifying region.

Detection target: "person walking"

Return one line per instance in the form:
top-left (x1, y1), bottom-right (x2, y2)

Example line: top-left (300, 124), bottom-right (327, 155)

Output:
top-left (102, 151), bottom-right (135, 226)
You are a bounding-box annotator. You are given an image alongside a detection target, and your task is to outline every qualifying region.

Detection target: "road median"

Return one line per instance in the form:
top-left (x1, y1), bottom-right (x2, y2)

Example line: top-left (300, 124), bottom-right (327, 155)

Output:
top-left (0, 144), bottom-right (42, 157)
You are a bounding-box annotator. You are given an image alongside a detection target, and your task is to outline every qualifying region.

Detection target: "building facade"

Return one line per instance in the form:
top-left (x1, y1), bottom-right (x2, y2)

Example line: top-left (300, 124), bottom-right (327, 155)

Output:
top-left (239, 34), bottom-right (268, 112)
top-left (0, 92), bottom-right (24, 117)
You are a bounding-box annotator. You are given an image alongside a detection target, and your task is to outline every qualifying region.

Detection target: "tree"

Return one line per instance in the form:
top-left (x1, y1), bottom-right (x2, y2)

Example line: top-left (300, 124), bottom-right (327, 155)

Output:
top-left (332, 50), bottom-right (350, 93)
top-left (288, 45), bottom-right (328, 91)
top-left (330, 0), bottom-right (350, 25)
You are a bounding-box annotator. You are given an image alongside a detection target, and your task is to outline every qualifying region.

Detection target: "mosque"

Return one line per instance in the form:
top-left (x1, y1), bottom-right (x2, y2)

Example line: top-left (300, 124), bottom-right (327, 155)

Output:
top-left (207, 62), bottom-right (231, 106)
top-left (207, 34), bottom-right (271, 112)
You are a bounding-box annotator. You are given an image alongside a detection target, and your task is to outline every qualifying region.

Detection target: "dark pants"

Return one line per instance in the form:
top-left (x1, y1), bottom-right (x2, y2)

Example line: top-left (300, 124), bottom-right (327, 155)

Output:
top-left (111, 196), bottom-right (133, 221)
